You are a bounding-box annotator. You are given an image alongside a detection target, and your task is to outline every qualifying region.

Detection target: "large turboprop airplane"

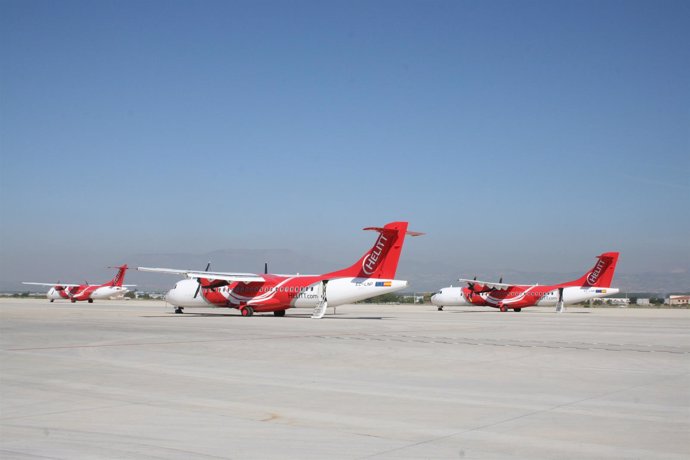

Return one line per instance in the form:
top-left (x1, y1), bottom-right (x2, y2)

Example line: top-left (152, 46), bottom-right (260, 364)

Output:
top-left (431, 252), bottom-right (620, 312)
top-left (23, 264), bottom-right (134, 303)
top-left (138, 221), bottom-right (422, 318)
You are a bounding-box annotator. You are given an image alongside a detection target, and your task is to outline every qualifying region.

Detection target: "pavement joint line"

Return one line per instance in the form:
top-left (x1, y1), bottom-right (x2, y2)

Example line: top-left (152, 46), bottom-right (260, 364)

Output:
top-left (362, 372), bottom-right (690, 459)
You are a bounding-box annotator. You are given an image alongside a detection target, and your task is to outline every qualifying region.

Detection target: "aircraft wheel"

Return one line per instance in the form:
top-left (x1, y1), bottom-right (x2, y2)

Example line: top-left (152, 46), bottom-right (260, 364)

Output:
top-left (50, 299), bottom-right (54, 303)
top-left (88, 299), bottom-right (93, 304)
top-left (174, 307), bottom-right (184, 314)
top-left (499, 305), bottom-right (507, 312)
top-left (71, 299), bottom-right (76, 303)
top-left (514, 308), bottom-right (522, 312)
top-left (437, 306), bottom-right (444, 311)
top-left (273, 310), bottom-right (286, 317)
top-left (241, 306), bottom-right (254, 317)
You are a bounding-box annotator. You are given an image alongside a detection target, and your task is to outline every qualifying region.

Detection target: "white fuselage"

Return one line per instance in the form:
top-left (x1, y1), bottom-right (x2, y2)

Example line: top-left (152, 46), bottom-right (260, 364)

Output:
top-left (431, 286), bottom-right (620, 308)
top-left (46, 286), bottom-right (129, 301)
top-left (90, 286), bottom-right (129, 299)
top-left (165, 277), bottom-right (408, 308)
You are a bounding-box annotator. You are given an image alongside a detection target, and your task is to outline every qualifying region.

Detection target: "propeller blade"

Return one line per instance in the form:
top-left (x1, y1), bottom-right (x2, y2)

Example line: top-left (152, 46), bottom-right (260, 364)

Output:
top-left (205, 261), bottom-right (211, 272)
top-left (194, 280), bottom-right (201, 299)
top-left (499, 277), bottom-right (503, 284)
top-left (264, 262), bottom-right (268, 274)
top-left (468, 275), bottom-right (477, 290)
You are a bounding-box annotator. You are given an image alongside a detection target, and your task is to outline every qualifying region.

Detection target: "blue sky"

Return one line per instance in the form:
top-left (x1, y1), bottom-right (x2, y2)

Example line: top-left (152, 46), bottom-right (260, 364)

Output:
top-left (1, 0), bottom-right (688, 289)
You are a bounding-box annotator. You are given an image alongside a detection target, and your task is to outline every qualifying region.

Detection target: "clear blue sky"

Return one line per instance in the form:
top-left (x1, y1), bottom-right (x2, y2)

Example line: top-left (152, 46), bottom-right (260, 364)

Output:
top-left (1, 0), bottom-right (688, 287)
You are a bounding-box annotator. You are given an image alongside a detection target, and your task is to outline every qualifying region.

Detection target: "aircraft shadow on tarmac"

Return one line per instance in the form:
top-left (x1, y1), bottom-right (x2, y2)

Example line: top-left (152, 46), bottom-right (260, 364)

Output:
top-left (141, 312), bottom-right (387, 320)
top-left (445, 309), bottom-right (591, 314)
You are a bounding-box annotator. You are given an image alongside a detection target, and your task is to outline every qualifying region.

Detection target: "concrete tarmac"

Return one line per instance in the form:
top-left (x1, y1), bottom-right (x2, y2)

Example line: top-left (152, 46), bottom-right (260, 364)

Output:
top-left (1, 298), bottom-right (689, 459)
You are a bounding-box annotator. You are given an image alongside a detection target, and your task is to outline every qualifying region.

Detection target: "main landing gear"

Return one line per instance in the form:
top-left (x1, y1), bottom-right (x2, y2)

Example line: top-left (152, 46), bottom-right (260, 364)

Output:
top-left (437, 306), bottom-right (444, 311)
top-left (273, 310), bottom-right (286, 317)
top-left (174, 307), bottom-right (184, 314)
top-left (241, 306), bottom-right (255, 317)
top-left (88, 299), bottom-right (93, 303)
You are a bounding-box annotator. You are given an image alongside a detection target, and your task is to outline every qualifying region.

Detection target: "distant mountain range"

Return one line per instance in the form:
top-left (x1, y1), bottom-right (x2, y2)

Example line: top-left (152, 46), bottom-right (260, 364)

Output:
top-left (4, 248), bottom-right (688, 295)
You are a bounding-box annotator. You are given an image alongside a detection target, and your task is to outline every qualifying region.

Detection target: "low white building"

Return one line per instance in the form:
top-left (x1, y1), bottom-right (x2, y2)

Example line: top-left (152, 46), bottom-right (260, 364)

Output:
top-left (667, 295), bottom-right (690, 306)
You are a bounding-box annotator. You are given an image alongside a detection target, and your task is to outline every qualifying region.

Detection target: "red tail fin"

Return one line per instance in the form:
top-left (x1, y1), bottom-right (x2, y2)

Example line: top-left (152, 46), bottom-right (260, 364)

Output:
top-left (324, 222), bottom-right (422, 279)
top-left (107, 264), bottom-right (129, 286)
top-left (566, 252), bottom-right (619, 287)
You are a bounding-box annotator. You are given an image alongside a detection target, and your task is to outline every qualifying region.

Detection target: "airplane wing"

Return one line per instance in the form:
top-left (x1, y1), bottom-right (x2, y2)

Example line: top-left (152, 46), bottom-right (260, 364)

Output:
top-left (458, 278), bottom-right (538, 291)
top-left (22, 282), bottom-right (80, 287)
top-left (137, 267), bottom-right (265, 283)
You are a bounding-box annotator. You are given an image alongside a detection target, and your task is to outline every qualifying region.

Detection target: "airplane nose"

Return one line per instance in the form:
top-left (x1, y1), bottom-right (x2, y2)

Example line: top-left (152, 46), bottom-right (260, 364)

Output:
top-left (165, 288), bottom-right (179, 305)
top-left (431, 294), bottom-right (438, 305)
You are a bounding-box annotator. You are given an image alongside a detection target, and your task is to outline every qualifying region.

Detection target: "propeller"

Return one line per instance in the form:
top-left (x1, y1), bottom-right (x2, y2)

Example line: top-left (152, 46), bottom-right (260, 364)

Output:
top-left (264, 262), bottom-right (268, 274)
top-left (467, 276), bottom-right (477, 290)
top-left (193, 261), bottom-right (211, 299)
top-left (499, 277), bottom-right (503, 284)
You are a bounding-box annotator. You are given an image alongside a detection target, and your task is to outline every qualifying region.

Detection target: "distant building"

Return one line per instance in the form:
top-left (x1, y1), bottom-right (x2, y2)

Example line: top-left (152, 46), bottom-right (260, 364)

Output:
top-left (636, 298), bottom-right (650, 306)
top-left (606, 298), bottom-right (630, 306)
top-left (667, 295), bottom-right (690, 306)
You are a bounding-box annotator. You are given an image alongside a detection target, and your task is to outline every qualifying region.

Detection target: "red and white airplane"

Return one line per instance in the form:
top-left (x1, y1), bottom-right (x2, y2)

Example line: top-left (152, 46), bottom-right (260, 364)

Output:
top-left (23, 264), bottom-right (134, 303)
top-left (431, 252), bottom-right (620, 312)
top-left (138, 221), bottom-right (422, 318)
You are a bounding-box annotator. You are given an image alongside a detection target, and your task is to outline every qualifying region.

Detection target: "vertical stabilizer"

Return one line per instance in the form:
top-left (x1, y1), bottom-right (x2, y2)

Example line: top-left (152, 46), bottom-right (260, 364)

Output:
top-left (565, 252), bottom-right (620, 288)
top-left (324, 222), bottom-right (422, 279)
top-left (107, 264), bottom-right (129, 286)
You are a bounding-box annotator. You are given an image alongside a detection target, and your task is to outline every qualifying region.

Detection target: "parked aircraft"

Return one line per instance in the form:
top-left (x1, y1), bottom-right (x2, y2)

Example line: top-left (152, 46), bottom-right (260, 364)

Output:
top-left (23, 264), bottom-right (134, 303)
top-left (431, 252), bottom-right (620, 312)
top-left (138, 221), bottom-right (422, 318)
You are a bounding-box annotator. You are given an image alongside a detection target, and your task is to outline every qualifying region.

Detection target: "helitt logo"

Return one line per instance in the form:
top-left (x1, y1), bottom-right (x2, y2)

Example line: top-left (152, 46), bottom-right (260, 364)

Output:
top-left (587, 258), bottom-right (607, 285)
top-left (361, 233), bottom-right (389, 275)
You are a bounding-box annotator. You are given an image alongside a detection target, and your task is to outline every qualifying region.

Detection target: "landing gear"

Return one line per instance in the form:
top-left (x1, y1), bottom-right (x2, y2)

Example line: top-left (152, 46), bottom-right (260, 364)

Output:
top-left (437, 306), bottom-right (444, 311)
top-left (50, 299), bottom-right (54, 303)
top-left (499, 305), bottom-right (507, 312)
top-left (241, 306), bottom-right (254, 317)
top-left (88, 299), bottom-right (93, 304)
top-left (174, 307), bottom-right (184, 314)
top-left (273, 310), bottom-right (286, 317)
top-left (513, 308), bottom-right (522, 312)
top-left (71, 299), bottom-right (76, 303)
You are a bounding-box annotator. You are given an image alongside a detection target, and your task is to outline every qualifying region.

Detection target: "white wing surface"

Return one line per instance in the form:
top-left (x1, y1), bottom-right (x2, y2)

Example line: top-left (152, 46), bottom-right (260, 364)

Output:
top-left (22, 282), bottom-right (80, 287)
top-left (458, 278), bottom-right (538, 290)
top-left (138, 267), bottom-right (265, 283)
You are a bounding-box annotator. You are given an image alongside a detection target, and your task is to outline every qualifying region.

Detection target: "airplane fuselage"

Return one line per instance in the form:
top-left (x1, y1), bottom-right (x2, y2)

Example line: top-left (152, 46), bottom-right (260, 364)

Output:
top-left (431, 285), bottom-right (619, 310)
top-left (166, 275), bottom-right (407, 311)
top-left (47, 285), bottom-right (129, 302)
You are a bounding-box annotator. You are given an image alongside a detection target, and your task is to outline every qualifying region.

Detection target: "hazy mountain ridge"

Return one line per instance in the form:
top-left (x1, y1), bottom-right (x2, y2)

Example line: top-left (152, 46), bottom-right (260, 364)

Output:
top-left (5, 249), bottom-right (688, 294)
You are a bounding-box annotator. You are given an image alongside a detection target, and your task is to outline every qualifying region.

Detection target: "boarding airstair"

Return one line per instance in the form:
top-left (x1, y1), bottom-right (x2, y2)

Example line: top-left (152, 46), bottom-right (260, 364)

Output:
top-left (311, 280), bottom-right (328, 319)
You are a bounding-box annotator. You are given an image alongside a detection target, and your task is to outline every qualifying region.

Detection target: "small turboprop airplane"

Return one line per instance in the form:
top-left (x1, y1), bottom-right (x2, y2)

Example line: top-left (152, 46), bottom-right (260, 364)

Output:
top-left (23, 264), bottom-right (134, 303)
top-left (431, 252), bottom-right (620, 312)
top-left (138, 221), bottom-right (422, 318)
